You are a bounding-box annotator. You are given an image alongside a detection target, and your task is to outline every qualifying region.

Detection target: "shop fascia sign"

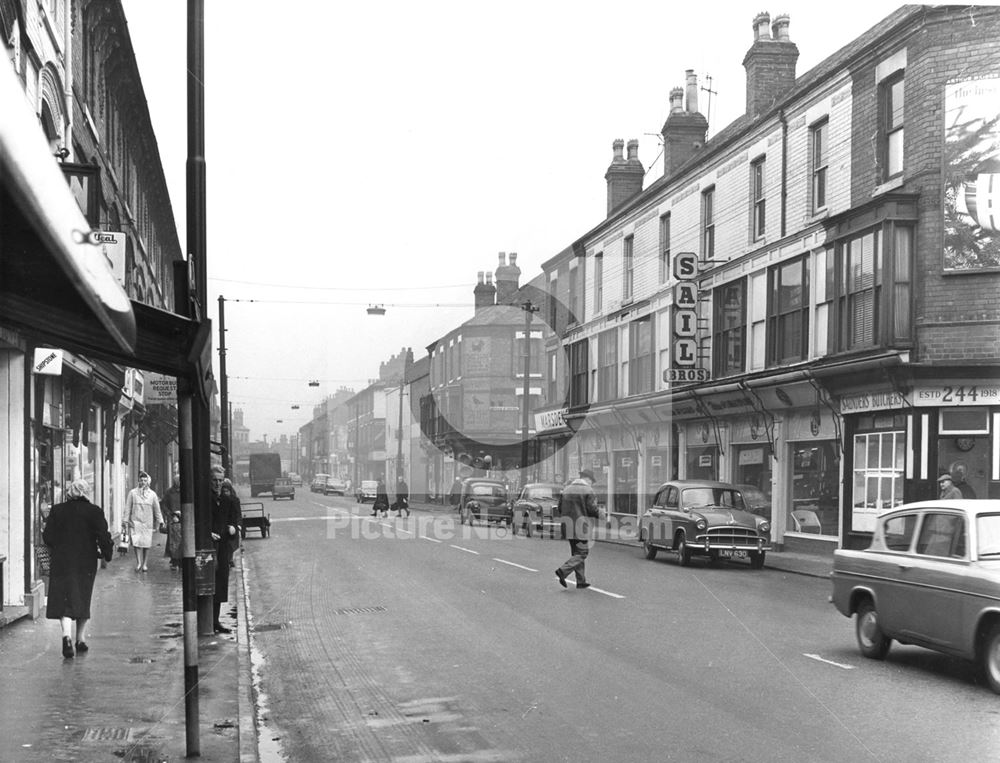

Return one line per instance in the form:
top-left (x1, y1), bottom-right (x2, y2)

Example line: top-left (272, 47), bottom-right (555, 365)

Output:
top-left (664, 252), bottom-right (710, 384)
top-left (839, 382), bottom-right (1000, 413)
top-left (32, 347), bottom-right (63, 375)
top-left (534, 407), bottom-right (569, 433)
top-left (92, 231), bottom-right (127, 287)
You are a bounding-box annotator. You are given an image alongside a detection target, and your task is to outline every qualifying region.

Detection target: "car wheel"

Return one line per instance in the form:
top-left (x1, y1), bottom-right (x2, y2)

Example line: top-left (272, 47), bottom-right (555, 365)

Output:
top-left (642, 532), bottom-right (657, 560)
top-left (749, 551), bottom-right (765, 570)
top-left (676, 535), bottom-right (692, 566)
top-left (981, 622), bottom-right (1000, 694)
top-left (855, 599), bottom-right (891, 660)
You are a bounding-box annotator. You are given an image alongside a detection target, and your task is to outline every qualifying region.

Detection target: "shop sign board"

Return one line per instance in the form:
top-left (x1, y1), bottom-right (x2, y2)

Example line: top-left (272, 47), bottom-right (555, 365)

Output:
top-left (534, 408), bottom-right (568, 433)
top-left (840, 384), bottom-right (1000, 413)
top-left (32, 347), bottom-right (63, 375)
top-left (145, 373), bottom-right (178, 404)
top-left (93, 231), bottom-right (126, 286)
top-left (666, 252), bottom-right (710, 384)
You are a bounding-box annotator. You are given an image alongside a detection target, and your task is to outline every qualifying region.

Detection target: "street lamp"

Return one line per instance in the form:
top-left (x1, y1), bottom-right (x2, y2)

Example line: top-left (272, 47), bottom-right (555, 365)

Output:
top-left (520, 300), bottom-right (539, 481)
top-left (367, 304), bottom-right (386, 316)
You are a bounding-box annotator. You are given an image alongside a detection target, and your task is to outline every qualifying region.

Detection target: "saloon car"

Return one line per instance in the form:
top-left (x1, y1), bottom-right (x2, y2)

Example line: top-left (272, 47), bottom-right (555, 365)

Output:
top-left (323, 477), bottom-right (347, 496)
top-left (310, 473), bottom-right (331, 493)
top-left (272, 477), bottom-right (295, 500)
top-left (511, 482), bottom-right (563, 537)
top-left (638, 480), bottom-right (771, 568)
top-left (830, 500), bottom-right (1000, 693)
top-left (356, 480), bottom-right (378, 503)
top-left (458, 478), bottom-right (512, 526)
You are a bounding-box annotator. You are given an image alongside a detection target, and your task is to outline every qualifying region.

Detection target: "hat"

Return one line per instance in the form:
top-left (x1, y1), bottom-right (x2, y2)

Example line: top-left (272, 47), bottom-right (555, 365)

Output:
top-left (937, 472), bottom-right (953, 483)
top-left (579, 469), bottom-right (596, 482)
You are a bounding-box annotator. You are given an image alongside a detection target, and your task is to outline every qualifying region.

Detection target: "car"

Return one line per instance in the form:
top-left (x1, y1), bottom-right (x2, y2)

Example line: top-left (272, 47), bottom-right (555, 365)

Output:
top-left (830, 499), bottom-right (1000, 693)
top-left (511, 482), bottom-right (563, 537)
top-left (310, 473), bottom-right (330, 493)
top-left (356, 480), bottom-right (378, 503)
top-left (272, 477), bottom-right (294, 500)
top-left (734, 483), bottom-right (771, 520)
top-left (638, 480), bottom-right (771, 569)
top-left (324, 477), bottom-right (347, 496)
top-left (287, 472), bottom-right (302, 487)
top-left (458, 478), bottom-right (512, 526)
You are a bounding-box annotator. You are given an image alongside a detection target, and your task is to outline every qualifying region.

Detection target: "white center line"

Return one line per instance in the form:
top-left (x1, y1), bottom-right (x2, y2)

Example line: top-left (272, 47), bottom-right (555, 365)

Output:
top-left (587, 586), bottom-right (625, 599)
top-left (420, 536), bottom-right (442, 543)
top-left (492, 558), bottom-right (538, 572)
top-left (450, 544), bottom-right (480, 555)
top-left (804, 653), bottom-right (855, 670)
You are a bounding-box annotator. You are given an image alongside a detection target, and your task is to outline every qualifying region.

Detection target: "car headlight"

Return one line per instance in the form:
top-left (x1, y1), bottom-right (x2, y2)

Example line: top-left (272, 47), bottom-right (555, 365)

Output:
top-left (759, 521), bottom-right (770, 534)
top-left (695, 519), bottom-right (707, 531)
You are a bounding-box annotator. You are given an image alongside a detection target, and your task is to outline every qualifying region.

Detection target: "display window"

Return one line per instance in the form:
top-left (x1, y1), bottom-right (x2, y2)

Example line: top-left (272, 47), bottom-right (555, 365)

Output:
top-left (686, 445), bottom-right (718, 481)
top-left (614, 450), bottom-right (638, 515)
top-left (851, 428), bottom-right (905, 533)
top-left (790, 440), bottom-right (840, 536)
top-left (937, 407), bottom-right (990, 499)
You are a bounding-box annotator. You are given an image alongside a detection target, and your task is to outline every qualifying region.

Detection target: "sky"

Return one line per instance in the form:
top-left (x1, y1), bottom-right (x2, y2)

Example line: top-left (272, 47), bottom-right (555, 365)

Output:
top-left (118, 0), bottom-right (957, 443)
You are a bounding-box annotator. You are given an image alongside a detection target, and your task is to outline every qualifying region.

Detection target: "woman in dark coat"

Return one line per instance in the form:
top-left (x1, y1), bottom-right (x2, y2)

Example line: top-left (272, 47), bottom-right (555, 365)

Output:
top-left (372, 477), bottom-right (389, 517)
top-left (43, 478), bottom-right (114, 658)
top-left (210, 465), bottom-right (241, 633)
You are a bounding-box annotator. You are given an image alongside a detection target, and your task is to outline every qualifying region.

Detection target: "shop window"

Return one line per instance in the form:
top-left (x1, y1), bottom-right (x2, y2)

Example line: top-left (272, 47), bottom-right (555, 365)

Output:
top-left (687, 445), bottom-right (718, 481)
top-left (939, 407), bottom-right (989, 434)
top-left (790, 441), bottom-right (839, 536)
top-left (852, 430), bottom-right (905, 532)
top-left (614, 451), bottom-right (638, 515)
top-left (734, 444), bottom-right (772, 518)
top-left (713, 279), bottom-right (746, 376)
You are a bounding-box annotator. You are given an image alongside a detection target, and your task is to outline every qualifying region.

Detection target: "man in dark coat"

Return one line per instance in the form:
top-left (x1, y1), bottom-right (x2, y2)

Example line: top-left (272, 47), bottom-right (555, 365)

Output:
top-left (394, 475), bottom-right (410, 517)
top-left (210, 465), bottom-right (241, 633)
top-left (449, 476), bottom-right (463, 508)
top-left (44, 478), bottom-right (114, 658)
top-left (555, 469), bottom-right (600, 589)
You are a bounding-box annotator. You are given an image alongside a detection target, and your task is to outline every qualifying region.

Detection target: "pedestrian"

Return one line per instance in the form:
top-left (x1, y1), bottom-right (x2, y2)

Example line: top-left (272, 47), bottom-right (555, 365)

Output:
top-left (42, 478), bottom-right (114, 658)
top-left (210, 465), bottom-right (241, 633)
top-left (125, 471), bottom-right (164, 572)
top-left (555, 469), bottom-right (600, 590)
top-left (162, 466), bottom-right (182, 569)
top-left (449, 475), bottom-right (463, 509)
top-left (372, 477), bottom-right (389, 518)
top-left (938, 472), bottom-right (963, 500)
top-left (221, 477), bottom-right (242, 567)
top-left (394, 475), bottom-right (410, 517)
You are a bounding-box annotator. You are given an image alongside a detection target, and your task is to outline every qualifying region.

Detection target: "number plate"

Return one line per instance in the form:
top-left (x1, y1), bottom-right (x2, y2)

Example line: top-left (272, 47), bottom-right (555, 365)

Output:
top-left (718, 549), bottom-right (748, 559)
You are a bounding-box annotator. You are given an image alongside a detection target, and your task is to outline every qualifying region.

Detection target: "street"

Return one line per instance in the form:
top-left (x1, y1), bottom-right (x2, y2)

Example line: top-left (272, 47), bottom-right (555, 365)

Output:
top-left (240, 493), bottom-right (1000, 762)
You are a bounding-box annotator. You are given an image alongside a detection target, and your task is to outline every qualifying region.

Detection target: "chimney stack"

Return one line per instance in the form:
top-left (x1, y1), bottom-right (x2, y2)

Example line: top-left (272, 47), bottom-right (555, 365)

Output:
top-left (661, 71), bottom-right (708, 177)
top-left (742, 11), bottom-right (799, 119)
top-left (605, 138), bottom-right (644, 216)
top-left (495, 250), bottom-right (522, 305)
top-left (474, 270), bottom-right (496, 312)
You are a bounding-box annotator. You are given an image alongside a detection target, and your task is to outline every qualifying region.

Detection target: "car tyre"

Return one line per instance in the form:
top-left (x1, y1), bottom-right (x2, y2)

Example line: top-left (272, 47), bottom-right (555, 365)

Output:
top-left (676, 535), bottom-right (692, 567)
top-left (749, 551), bottom-right (765, 570)
top-left (642, 532), bottom-right (657, 560)
top-left (855, 599), bottom-right (891, 660)
top-left (981, 622), bottom-right (1000, 694)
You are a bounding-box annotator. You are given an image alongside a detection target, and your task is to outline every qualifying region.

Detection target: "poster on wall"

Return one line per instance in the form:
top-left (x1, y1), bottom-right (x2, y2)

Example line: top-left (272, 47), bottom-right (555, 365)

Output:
top-left (943, 76), bottom-right (1000, 271)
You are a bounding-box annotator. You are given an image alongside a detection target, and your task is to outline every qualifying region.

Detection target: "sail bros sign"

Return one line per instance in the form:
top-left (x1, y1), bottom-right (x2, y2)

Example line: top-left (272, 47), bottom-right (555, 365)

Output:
top-left (665, 252), bottom-right (710, 384)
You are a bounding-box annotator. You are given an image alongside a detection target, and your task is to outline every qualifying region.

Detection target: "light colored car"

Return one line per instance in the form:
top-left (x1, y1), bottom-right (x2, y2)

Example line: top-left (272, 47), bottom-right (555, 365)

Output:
top-left (356, 480), bottom-right (378, 503)
top-left (323, 477), bottom-right (347, 496)
top-left (272, 477), bottom-right (294, 500)
top-left (512, 482), bottom-right (563, 537)
top-left (310, 473), bottom-right (330, 493)
top-left (287, 472), bottom-right (302, 486)
top-left (639, 480), bottom-right (771, 569)
top-left (830, 499), bottom-right (1000, 693)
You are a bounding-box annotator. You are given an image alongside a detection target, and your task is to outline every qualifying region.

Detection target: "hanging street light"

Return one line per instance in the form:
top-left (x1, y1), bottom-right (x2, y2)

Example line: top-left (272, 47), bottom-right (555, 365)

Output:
top-left (366, 304), bottom-right (386, 316)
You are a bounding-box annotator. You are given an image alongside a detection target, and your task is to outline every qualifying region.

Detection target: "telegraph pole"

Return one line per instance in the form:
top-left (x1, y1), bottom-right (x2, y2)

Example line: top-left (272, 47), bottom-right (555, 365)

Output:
top-left (520, 300), bottom-right (539, 480)
top-left (396, 377), bottom-right (405, 480)
top-left (218, 295), bottom-right (230, 478)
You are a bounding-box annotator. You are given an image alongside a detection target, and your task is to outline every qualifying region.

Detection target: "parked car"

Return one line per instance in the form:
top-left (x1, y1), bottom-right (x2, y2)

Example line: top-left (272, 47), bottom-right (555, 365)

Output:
top-left (830, 499), bottom-right (1000, 693)
top-left (310, 473), bottom-right (330, 493)
top-left (458, 478), bottom-right (512, 526)
top-left (638, 480), bottom-right (771, 569)
top-left (356, 480), bottom-right (378, 503)
top-left (324, 477), bottom-right (347, 496)
top-left (287, 472), bottom-right (302, 486)
top-left (272, 477), bottom-right (294, 501)
top-left (512, 482), bottom-right (563, 537)
top-left (734, 484), bottom-right (771, 520)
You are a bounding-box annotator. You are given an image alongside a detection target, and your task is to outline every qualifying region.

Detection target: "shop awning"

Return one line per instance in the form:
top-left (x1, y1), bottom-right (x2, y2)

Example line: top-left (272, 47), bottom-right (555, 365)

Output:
top-left (0, 62), bottom-right (135, 355)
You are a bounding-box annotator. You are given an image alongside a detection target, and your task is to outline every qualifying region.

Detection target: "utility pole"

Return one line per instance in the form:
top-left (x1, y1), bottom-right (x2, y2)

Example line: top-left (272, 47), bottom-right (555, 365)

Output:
top-left (520, 300), bottom-right (539, 482)
top-left (218, 295), bottom-right (230, 478)
top-left (396, 377), bottom-right (405, 481)
top-left (353, 401), bottom-right (360, 488)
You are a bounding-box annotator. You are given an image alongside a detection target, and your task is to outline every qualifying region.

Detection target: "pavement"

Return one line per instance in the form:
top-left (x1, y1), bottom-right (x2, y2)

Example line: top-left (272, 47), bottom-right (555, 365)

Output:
top-left (0, 498), bottom-right (831, 761)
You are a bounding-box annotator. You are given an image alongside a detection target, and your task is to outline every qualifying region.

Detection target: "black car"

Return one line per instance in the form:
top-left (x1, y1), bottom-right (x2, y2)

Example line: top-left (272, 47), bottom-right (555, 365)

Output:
top-left (511, 482), bottom-right (563, 537)
top-left (458, 478), bottom-right (512, 526)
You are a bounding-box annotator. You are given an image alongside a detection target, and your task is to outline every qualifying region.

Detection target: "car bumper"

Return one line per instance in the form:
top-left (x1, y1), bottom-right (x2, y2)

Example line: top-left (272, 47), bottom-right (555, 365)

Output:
top-left (694, 534), bottom-right (770, 552)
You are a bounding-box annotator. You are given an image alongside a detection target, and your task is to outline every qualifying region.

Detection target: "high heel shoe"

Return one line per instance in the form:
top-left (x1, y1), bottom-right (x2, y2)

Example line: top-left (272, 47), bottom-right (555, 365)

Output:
top-left (75, 641), bottom-right (89, 653)
top-left (62, 637), bottom-right (74, 658)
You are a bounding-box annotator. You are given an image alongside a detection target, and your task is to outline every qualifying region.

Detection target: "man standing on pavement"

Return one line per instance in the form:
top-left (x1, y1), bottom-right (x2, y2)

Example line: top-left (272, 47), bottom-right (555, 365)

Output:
top-left (555, 469), bottom-right (600, 590)
top-left (395, 475), bottom-right (410, 517)
top-left (210, 465), bottom-right (241, 633)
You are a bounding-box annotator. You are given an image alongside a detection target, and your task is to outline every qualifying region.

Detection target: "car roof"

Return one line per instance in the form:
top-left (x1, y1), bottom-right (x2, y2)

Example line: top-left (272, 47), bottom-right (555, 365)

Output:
top-left (656, 480), bottom-right (744, 490)
top-left (463, 478), bottom-right (506, 487)
top-left (878, 499), bottom-right (1000, 516)
top-left (522, 482), bottom-right (563, 489)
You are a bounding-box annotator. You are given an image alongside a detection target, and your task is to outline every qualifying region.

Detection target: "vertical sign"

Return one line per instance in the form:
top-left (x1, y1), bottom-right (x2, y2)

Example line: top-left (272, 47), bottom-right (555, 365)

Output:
top-left (665, 252), bottom-right (709, 383)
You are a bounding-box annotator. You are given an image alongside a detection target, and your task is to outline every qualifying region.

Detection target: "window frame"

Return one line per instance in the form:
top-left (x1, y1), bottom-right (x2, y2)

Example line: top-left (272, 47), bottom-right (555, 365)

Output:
top-left (659, 213), bottom-right (671, 284)
top-left (628, 316), bottom-right (654, 396)
top-left (712, 278), bottom-right (747, 377)
top-left (623, 235), bottom-right (634, 302)
top-left (702, 187), bottom-right (716, 260)
top-left (569, 339), bottom-right (589, 407)
top-left (597, 329), bottom-right (618, 402)
top-left (594, 253), bottom-right (603, 313)
top-left (751, 157), bottom-right (766, 240)
top-left (766, 256), bottom-right (809, 366)
top-left (811, 118), bottom-right (829, 213)
top-left (881, 71), bottom-right (905, 181)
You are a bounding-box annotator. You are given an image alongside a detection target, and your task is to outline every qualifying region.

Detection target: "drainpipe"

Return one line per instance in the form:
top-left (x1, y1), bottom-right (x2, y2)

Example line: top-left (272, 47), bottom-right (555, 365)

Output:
top-left (63, 4), bottom-right (73, 157)
top-left (780, 109), bottom-right (788, 238)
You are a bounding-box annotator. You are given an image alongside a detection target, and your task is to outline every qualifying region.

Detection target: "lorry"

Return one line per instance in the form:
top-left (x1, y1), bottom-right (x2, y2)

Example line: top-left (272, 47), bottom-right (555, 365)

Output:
top-left (248, 452), bottom-right (282, 497)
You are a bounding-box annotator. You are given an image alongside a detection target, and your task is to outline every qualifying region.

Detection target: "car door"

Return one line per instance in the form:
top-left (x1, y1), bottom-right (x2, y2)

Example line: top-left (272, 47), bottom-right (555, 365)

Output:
top-left (645, 487), bottom-right (671, 546)
top-left (870, 512), bottom-right (919, 636)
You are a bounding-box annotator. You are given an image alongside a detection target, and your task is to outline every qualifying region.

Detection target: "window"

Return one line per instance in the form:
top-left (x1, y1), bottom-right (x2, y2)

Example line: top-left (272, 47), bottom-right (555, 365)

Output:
top-left (548, 275), bottom-right (558, 328)
top-left (547, 350), bottom-right (558, 402)
top-left (852, 429), bottom-right (905, 533)
top-left (594, 253), bottom-right (603, 313)
top-left (713, 280), bottom-right (746, 376)
top-left (831, 230), bottom-right (882, 351)
top-left (702, 187), bottom-right (715, 260)
top-left (767, 257), bottom-right (809, 365)
top-left (659, 214), bottom-right (671, 283)
top-left (628, 317), bottom-right (653, 396)
top-left (623, 236), bottom-right (634, 302)
top-left (811, 119), bottom-right (828, 211)
top-left (748, 271), bottom-right (767, 370)
top-left (882, 72), bottom-right (905, 179)
top-left (751, 157), bottom-right (766, 239)
top-left (514, 331), bottom-right (543, 379)
top-left (568, 262), bottom-right (579, 325)
top-left (915, 513), bottom-right (966, 558)
top-left (569, 339), bottom-right (589, 407)
top-left (597, 330), bottom-right (617, 402)
top-left (882, 513), bottom-right (917, 551)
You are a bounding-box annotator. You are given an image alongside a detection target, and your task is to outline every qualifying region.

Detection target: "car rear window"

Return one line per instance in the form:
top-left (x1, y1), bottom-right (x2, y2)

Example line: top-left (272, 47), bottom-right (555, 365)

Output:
top-left (471, 484), bottom-right (505, 497)
top-left (526, 487), bottom-right (559, 500)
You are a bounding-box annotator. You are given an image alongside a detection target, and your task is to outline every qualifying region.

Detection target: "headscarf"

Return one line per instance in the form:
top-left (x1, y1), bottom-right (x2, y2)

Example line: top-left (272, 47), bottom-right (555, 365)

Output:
top-left (66, 478), bottom-right (92, 500)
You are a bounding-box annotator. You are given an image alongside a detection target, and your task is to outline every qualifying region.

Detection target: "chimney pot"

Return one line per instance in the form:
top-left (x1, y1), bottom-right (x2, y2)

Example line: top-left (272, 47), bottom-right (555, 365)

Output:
top-left (669, 87), bottom-right (684, 113)
top-left (509, 252), bottom-right (517, 266)
top-left (772, 14), bottom-right (790, 41)
top-left (626, 139), bottom-right (639, 161)
top-left (485, 271), bottom-right (493, 285)
top-left (477, 271), bottom-right (484, 284)
top-left (498, 252), bottom-right (506, 266)
top-left (611, 138), bottom-right (625, 162)
top-left (685, 69), bottom-right (699, 114)
top-left (753, 11), bottom-right (771, 40)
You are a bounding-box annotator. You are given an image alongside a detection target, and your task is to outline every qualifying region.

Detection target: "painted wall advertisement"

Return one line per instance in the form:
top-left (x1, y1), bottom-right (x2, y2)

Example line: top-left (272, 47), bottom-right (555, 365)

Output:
top-left (944, 76), bottom-right (1000, 270)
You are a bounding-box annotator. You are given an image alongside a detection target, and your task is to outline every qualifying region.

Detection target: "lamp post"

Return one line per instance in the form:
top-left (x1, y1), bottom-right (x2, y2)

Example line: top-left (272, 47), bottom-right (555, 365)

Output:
top-left (396, 377), bottom-right (405, 481)
top-left (520, 300), bottom-right (539, 482)
top-left (218, 295), bottom-right (230, 478)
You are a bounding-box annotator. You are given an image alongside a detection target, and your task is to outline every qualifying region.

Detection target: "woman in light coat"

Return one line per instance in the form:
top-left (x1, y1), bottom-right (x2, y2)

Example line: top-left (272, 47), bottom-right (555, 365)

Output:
top-left (125, 471), bottom-right (163, 571)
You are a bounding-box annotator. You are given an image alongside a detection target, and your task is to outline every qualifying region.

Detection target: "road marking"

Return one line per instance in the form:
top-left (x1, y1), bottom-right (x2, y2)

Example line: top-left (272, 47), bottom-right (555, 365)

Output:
top-left (450, 544), bottom-right (480, 555)
top-left (804, 653), bottom-right (855, 670)
top-left (420, 536), bottom-right (442, 543)
top-left (492, 558), bottom-right (538, 572)
top-left (270, 516), bottom-right (329, 522)
top-left (587, 586), bottom-right (625, 599)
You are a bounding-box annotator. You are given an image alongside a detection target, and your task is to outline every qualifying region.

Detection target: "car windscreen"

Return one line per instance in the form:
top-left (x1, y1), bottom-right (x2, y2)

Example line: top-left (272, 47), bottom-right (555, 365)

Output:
top-left (525, 487), bottom-right (560, 500)
top-left (681, 488), bottom-right (745, 510)
top-left (978, 513), bottom-right (1000, 557)
top-left (471, 484), bottom-right (505, 498)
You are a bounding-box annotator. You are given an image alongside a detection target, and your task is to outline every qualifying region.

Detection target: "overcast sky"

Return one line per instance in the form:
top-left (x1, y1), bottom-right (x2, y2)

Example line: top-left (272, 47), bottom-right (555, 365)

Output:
top-left (118, 1), bottom-right (956, 442)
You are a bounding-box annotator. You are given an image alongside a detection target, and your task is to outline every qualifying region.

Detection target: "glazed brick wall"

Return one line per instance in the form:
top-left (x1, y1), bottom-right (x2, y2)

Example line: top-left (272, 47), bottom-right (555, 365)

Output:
top-left (850, 8), bottom-right (1000, 364)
